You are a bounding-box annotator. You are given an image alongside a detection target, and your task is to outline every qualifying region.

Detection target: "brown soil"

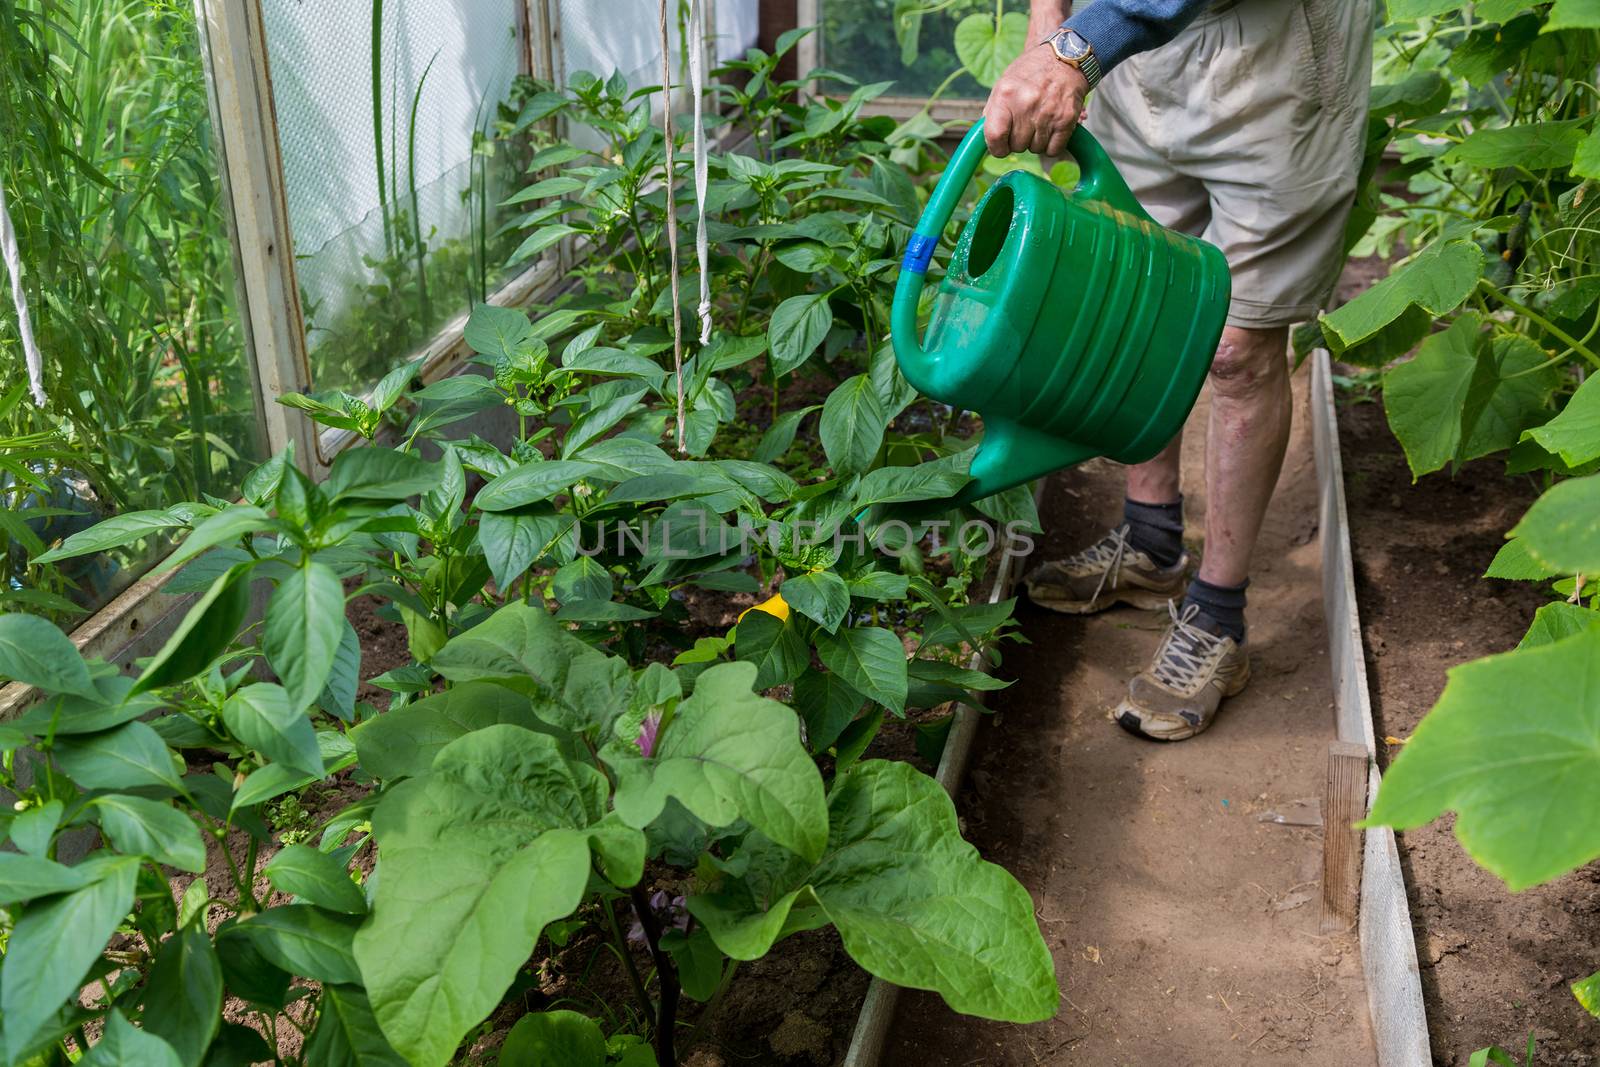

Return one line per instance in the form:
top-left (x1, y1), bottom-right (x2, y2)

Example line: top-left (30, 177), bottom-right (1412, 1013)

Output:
top-left (1337, 393), bottom-right (1600, 1066)
top-left (886, 369), bottom-right (1375, 1064)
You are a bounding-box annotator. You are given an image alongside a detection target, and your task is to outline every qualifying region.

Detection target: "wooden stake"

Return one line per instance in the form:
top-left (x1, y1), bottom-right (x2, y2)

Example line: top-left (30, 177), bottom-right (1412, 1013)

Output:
top-left (1320, 740), bottom-right (1369, 933)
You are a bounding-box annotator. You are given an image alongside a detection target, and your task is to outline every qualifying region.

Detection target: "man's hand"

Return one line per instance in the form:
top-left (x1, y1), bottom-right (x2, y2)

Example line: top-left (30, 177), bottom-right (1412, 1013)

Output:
top-left (983, 42), bottom-right (1088, 159)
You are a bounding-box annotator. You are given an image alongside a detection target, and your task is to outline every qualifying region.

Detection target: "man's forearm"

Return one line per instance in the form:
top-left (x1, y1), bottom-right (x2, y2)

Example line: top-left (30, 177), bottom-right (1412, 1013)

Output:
top-left (1028, 0), bottom-right (1071, 37)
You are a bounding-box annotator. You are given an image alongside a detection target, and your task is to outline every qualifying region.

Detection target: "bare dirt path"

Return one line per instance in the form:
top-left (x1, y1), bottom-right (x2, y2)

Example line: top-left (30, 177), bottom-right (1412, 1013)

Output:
top-left (885, 366), bottom-right (1375, 1065)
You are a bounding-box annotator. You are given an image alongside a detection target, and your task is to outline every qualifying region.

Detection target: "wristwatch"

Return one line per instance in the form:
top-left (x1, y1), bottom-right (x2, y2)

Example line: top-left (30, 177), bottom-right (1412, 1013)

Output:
top-left (1045, 27), bottom-right (1103, 91)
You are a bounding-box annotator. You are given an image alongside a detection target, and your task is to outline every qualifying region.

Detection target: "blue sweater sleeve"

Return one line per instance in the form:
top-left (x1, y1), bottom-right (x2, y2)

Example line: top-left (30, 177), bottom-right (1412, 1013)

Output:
top-left (1062, 0), bottom-right (1213, 73)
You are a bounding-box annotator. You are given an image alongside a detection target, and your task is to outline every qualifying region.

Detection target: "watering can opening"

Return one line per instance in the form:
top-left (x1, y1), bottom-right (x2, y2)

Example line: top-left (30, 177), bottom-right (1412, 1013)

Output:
top-left (888, 117), bottom-right (1232, 514)
top-left (964, 183), bottom-right (1015, 281)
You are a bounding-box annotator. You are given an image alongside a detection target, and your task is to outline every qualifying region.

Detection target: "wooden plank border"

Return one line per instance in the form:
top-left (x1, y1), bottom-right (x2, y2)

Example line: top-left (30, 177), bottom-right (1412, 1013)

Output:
top-left (1310, 349), bottom-right (1432, 1067)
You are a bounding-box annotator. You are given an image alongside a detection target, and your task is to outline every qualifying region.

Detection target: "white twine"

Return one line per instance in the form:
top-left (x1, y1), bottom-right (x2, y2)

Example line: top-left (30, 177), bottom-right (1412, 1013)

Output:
top-left (0, 174), bottom-right (47, 407)
top-left (688, 0), bottom-right (712, 347)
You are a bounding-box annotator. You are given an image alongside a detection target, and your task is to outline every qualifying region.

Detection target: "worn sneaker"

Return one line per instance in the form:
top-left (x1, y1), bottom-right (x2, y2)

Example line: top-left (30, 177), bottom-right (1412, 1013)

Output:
top-left (1113, 602), bottom-right (1250, 741)
top-left (1024, 525), bottom-right (1189, 615)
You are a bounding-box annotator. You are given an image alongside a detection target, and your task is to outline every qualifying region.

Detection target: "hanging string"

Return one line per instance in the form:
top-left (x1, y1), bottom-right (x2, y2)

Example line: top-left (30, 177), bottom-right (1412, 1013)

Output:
top-left (687, 0), bottom-right (712, 347)
top-left (659, 0), bottom-right (687, 453)
top-left (0, 174), bottom-right (47, 407)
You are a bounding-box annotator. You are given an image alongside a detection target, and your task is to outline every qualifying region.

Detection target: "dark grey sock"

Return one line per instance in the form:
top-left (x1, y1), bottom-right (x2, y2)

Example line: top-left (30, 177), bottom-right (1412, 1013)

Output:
top-left (1183, 577), bottom-right (1248, 642)
top-left (1123, 496), bottom-right (1184, 568)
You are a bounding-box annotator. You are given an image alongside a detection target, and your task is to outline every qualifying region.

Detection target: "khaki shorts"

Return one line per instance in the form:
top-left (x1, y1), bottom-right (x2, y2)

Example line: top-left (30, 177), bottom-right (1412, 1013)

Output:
top-left (1085, 0), bottom-right (1374, 329)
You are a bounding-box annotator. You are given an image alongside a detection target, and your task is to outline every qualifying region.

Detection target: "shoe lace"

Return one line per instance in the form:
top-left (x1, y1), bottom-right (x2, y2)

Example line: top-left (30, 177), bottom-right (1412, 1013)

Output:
top-left (1150, 602), bottom-right (1229, 692)
top-left (1066, 524), bottom-right (1132, 603)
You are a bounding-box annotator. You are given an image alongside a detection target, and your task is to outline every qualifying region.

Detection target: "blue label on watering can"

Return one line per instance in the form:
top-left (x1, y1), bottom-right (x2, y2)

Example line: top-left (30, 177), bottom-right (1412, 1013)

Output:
top-left (902, 233), bottom-right (937, 274)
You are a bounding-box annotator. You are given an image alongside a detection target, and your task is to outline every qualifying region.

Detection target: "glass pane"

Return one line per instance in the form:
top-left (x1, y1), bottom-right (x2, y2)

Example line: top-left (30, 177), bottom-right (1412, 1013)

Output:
top-left (821, 0), bottom-right (1029, 100)
top-left (262, 0), bottom-right (529, 395)
top-left (0, 0), bottom-right (263, 623)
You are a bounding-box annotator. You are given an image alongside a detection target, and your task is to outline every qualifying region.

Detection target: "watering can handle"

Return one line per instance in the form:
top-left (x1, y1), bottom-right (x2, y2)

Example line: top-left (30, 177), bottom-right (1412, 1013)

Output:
top-left (896, 116), bottom-right (1152, 283)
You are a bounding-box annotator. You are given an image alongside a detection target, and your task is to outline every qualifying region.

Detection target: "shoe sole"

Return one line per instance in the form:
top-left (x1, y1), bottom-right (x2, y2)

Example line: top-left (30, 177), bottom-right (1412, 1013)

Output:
top-left (1028, 584), bottom-right (1185, 616)
top-left (1112, 658), bottom-right (1252, 743)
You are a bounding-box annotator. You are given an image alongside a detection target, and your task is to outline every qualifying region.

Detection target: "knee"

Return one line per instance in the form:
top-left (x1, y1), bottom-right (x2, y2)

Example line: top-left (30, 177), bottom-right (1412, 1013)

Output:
top-left (1208, 328), bottom-right (1288, 401)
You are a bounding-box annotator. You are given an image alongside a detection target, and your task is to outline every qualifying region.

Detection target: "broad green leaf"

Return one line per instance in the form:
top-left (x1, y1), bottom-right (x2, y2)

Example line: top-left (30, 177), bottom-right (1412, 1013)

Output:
top-left (132, 564), bottom-right (251, 695)
top-left (1511, 475), bottom-right (1600, 574)
top-left (554, 599), bottom-right (658, 622)
top-left (754, 405), bottom-right (820, 464)
top-left (560, 346), bottom-right (668, 387)
top-left (780, 570), bottom-right (850, 632)
top-left (1526, 372), bottom-right (1600, 467)
top-left (1484, 536), bottom-right (1560, 580)
top-left (142, 927), bottom-right (222, 1067)
top-left (1381, 316), bottom-right (1482, 477)
top-left (1369, 72), bottom-right (1451, 120)
top-left (1443, 120), bottom-right (1586, 170)
top-left (464, 303), bottom-right (536, 360)
top-left (508, 223), bottom-right (581, 264)
top-left (478, 506), bottom-right (576, 590)
top-left (563, 386), bottom-right (648, 457)
top-left (1320, 241), bottom-right (1483, 360)
top-left (1546, 0), bottom-right (1600, 30)
top-left (0, 853), bottom-right (91, 903)
top-left (304, 984), bottom-right (407, 1067)
top-left (17, 678), bottom-right (165, 738)
top-left (352, 683), bottom-right (542, 780)
top-left (155, 506), bottom-right (274, 574)
top-left (430, 601), bottom-right (631, 732)
top-left (792, 671), bottom-right (866, 753)
top-left (32, 509), bottom-right (190, 565)
top-left (817, 626), bottom-right (908, 713)
top-left (356, 727), bottom-right (624, 1067)
top-left (94, 795), bottom-right (205, 873)
top-left (689, 760), bottom-right (1057, 1022)
top-left (1457, 335), bottom-right (1557, 461)
top-left (733, 608), bottom-right (810, 689)
top-left (318, 621), bottom-right (361, 721)
top-left (265, 845), bottom-right (367, 915)
top-left (1575, 969), bottom-right (1600, 1017)
top-left (820, 374), bottom-right (888, 477)
top-left (852, 463), bottom-right (970, 509)
top-left (0, 855), bottom-right (138, 1061)
top-left (228, 905), bottom-right (362, 983)
top-left (606, 661), bottom-right (827, 862)
top-left (475, 460), bottom-right (612, 512)
top-left (53, 720), bottom-right (185, 793)
top-left (920, 597), bottom-right (1017, 647)
top-left (264, 561), bottom-right (346, 712)
top-left (324, 449), bottom-right (438, 502)
top-left (9, 799), bottom-right (61, 855)
top-left (1517, 602), bottom-right (1600, 650)
top-left (223, 683), bottom-right (324, 778)
top-left (848, 571), bottom-right (910, 601)
top-left (214, 920), bottom-right (293, 1009)
top-left (497, 1010), bottom-right (607, 1067)
top-left (1365, 625), bottom-right (1600, 890)
top-left (82, 1011), bottom-right (183, 1067)
top-left (552, 557), bottom-right (614, 603)
top-left (0, 613), bottom-right (95, 698)
top-left (767, 294), bottom-right (833, 376)
top-left (954, 11), bottom-right (1029, 87)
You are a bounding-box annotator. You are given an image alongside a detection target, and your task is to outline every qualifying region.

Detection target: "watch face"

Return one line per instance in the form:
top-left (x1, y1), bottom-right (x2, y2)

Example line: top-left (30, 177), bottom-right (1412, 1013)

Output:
top-left (1053, 30), bottom-right (1090, 62)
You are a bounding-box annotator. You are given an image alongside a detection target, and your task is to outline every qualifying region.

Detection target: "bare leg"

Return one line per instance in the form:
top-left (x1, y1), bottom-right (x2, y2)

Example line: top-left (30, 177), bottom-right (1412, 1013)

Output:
top-left (1125, 433), bottom-right (1183, 505)
top-left (1196, 325), bottom-right (1292, 586)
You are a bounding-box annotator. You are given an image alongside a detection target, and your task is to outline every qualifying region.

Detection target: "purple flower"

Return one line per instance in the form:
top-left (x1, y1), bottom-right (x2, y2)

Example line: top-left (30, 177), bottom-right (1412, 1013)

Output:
top-left (636, 710), bottom-right (662, 758)
top-left (626, 890), bottom-right (690, 945)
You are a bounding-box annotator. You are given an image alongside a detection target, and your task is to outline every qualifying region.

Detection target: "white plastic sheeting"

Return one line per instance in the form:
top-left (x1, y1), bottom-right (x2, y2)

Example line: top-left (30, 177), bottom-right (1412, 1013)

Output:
top-left (261, 0), bottom-right (521, 382)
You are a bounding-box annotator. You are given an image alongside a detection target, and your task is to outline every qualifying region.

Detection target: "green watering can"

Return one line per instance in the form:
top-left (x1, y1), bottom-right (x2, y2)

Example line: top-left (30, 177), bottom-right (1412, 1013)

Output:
top-left (891, 118), bottom-right (1231, 506)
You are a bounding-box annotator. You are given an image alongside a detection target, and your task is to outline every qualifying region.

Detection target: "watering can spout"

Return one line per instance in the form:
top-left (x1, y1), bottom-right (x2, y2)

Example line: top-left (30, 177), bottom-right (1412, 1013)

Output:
top-left (952, 420), bottom-right (1098, 506)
